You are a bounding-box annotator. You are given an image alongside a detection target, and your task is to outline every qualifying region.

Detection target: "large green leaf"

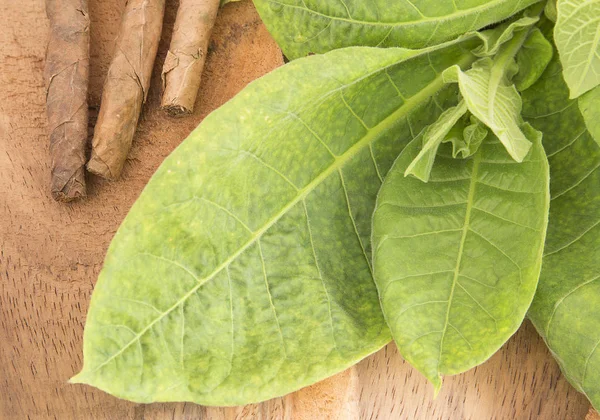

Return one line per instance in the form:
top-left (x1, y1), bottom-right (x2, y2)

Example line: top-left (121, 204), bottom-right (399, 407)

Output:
top-left (253, 0), bottom-right (540, 60)
top-left (71, 40), bottom-right (478, 405)
top-left (372, 130), bottom-right (549, 392)
top-left (554, 0), bottom-right (600, 98)
top-left (524, 42), bottom-right (600, 411)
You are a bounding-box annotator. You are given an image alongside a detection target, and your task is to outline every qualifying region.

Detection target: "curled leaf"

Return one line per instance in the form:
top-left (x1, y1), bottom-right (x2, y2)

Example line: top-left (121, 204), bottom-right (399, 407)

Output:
top-left (405, 101), bottom-right (468, 182)
top-left (474, 15), bottom-right (539, 57)
top-left (443, 115), bottom-right (488, 159)
top-left (444, 54), bottom-right (534, 161)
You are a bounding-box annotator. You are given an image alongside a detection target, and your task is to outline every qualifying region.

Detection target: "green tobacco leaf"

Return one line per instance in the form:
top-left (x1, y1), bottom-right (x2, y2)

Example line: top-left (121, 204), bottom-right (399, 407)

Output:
top-left (524, 43), bottom-right (600, 411)
top-left (444, 30), bottom-right (535, 162)
top-left (474, 15), bottom-right (539, 57)
top-left (221, 0), bottom-right (241, 5)
top-left (405, 101), bottom-right (468, 182)
top-left (514, 28), bottom-right (553, 91)
top-left (554, 0), bottom-right (600, 98)
top-left (545, 0), bottom-right (557, 22)
top-left (372, 129), bottom-right (549, 393)
top-left (578, 86), bottom-right (600, 146)
top-left (444, 115), bottom-right (489, 158)
top-left (71, 40), bottom-right (478, 405)
top-left (253, 0), bottom-right (540, 60)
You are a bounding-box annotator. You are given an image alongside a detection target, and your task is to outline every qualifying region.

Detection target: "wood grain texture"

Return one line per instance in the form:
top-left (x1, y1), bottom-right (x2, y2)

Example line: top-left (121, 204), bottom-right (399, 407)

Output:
top-left (0, 0), bottom-right (592, 418)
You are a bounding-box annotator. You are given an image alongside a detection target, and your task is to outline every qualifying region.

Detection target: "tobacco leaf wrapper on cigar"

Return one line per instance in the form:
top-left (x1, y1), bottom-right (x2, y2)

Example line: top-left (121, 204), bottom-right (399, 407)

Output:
top-left (161, 0), bottom-right (222, 116)
top-left (87, 0), bottom-right (165, 180)
top-left (45, 0), bottom-right (90, 202)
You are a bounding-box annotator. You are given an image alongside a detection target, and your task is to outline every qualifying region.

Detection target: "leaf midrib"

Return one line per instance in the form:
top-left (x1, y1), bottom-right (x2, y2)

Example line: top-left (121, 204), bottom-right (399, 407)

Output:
top-left (437, 150), bottom-right (482, 380)
top-left (266, 0), bottom-right (534, 28)
top-left (80, 59), bottom-right (465, 377)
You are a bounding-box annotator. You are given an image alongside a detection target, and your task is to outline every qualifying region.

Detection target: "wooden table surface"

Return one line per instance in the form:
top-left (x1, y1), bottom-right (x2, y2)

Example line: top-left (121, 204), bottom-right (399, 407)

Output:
top-left (0, 0), bottom-right (592, 418)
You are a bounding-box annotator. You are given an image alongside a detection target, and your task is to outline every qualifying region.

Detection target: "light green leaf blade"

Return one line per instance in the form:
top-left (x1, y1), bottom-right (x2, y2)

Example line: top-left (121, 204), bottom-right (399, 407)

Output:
top-left (253, 0), bottom-right (541, 60)
top-left (578, 85), bottom-right (600, 146)
top-left (443, 115), bottom-right (489, 158)
top-left (514, 27), bottom-right (553, 91)
top-left (554, 0), bottom-right (600, 98)
top-left (372, 130), bottom-right (549, 392)
top-left (221, 0), bottom-right (241, 6)
top-left (524, 39), bottom-right (600, 411)
top-left (444, 55), bottom-right (534, 161)
top-left (71, 40), bottom-right (478, 405)
top-left (405, 100), bottom-right (467, 182)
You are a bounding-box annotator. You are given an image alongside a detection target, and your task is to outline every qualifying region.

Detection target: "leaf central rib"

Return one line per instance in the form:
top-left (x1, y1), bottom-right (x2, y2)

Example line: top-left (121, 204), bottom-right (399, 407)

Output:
top-left (437, 150), bottom-right (482, 383)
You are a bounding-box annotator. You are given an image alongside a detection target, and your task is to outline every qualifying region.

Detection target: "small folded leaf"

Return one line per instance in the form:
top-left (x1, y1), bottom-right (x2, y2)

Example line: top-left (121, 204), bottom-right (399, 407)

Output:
top-left (544, 0), bottom-right (557, 22)
top-left (554, 0), bottom-right (600, 98)
top-left (524, 34), bottom-right (600, 410)
top-left (578, 86), bottom-right (600, 147)
top-left (71, 40), bottom-right (480, 405)
top-left (443, 115), bottom-right (489, 158)
top-left (373, 128), bottom-right (549, 393)
top-left (514, 28), bottom-right (553, 91)
top-left (254, 0), bottom-right (541, 60)
top-left (444, 55), bottom-right (534, 162)
top-left (405, 101), bottom-right (468, 182)
top-left (474, 15), bottom-right (539, 57)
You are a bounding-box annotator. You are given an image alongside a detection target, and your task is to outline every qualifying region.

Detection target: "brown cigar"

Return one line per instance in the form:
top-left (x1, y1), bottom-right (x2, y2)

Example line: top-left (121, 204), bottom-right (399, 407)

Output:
top-left (45, 0), bottom-right (90, 201)
top-left (87, 0), bottom-right (166, 180)
top-left (161, 0), bottom-right (220, 117)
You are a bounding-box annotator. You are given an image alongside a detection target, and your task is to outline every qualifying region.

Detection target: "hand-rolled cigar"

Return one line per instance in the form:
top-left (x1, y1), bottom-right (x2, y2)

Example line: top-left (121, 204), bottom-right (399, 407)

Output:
top-left (161, 0), bottom-right (220, 116)
top-left (45, 0), bottom-right (90, 202)
top-left (87, 0), bottom-right (166, 180)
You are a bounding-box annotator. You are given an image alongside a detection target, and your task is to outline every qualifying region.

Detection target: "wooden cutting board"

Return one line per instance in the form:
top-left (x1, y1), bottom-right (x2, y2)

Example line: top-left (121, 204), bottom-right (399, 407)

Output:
top-left (0, 0), bottom-right (591, 418)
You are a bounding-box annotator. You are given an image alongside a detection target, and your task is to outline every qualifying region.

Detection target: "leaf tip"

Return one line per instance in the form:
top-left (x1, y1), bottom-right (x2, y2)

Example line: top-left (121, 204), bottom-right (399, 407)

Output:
top-left (431, 375), bottom-right (443, 398)
top-left (568, 89), bottom-right (580, 101)
top-left (68, 370), bottom-right (89, 385)
top-left (442, 66), bottom-right (460, 84)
